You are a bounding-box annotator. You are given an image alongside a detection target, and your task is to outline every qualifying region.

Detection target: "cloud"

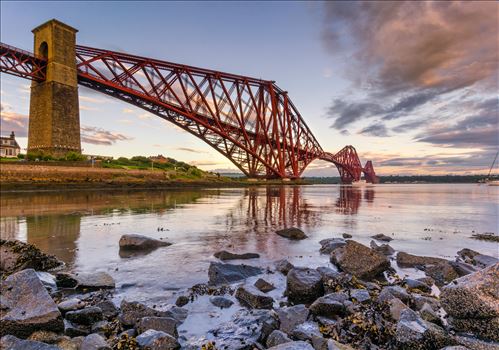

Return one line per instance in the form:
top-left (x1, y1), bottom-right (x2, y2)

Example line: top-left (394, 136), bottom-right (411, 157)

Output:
top-left (190, 160), bottom-right (220, 166)
top-left (322, 1), bottom-right (499, 140)
top-left (175, 147), bottom-right (207, 153)
top-left (358, 122), bottom-right (389, 137)
top-left (81, 126), bottom-right (133, 145)
top-left (0, 103), bottom-right (28, 137)
top-left (122, 108), bottom-right (135, 114)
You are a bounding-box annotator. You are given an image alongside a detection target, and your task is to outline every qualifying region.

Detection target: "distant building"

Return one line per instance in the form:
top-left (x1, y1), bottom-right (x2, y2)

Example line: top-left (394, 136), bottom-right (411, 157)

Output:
top-left (149, 154), bottom-right (169, 163)
top-left (0, 132), bottom-right (21, 158)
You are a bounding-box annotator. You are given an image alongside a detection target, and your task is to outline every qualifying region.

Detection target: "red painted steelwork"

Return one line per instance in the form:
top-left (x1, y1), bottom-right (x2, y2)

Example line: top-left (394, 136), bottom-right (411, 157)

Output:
top-left (0, 43), bottom-right (46, 81)
top-left (0, 42), bottom-right (379, 182)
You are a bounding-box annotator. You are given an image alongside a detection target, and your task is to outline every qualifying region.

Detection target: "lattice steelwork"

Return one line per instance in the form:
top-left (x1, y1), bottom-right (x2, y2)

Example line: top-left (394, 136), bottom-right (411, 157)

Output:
top-left (0, 42), bottom-right (379, 183)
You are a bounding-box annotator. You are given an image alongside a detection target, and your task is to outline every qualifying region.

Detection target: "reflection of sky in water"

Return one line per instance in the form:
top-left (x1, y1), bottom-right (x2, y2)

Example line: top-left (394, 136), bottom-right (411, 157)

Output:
top-left (1, 184), bottom-right (498, 304)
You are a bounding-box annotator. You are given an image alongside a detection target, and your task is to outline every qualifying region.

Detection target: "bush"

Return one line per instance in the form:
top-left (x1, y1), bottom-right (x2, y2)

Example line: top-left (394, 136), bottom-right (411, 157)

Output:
top-left (64, 151), bottom-right (86, 161)
top-left (17, 153), bottom-right (25, 159)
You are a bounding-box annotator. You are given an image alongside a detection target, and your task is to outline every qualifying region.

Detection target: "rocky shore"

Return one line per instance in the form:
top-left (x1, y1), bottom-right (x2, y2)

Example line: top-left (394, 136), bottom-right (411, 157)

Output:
top-left (1, 229), bottom-right (498, 350)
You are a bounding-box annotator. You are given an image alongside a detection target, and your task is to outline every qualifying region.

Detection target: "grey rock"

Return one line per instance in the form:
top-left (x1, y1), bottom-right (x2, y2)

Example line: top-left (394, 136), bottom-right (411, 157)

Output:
top-left (94, 300), bottom-right (118, 320)
top-left (275, 259), bottom-right (295, 275)
top-left (208, 262), bottom-right (262, 285)
top-left (90, 320), bottom-right (109, 333)
top-left (80, 333), bottom-right (110, 350)
top-left (371, 233), bottom-right (393, 242)
top-left (119, 300), bottom-right (172, 327)
top-left (370, 240), bottom-right (395, 256)
top-left (382, 285), bottom-right (413, 305)
top-left (330, 240), bottom-right (390, 280)
top-left (388, 298), bottom-right (409, 321)
top-left (397, 252), bottom-right (447, 268)
top-left (319, 238), bottom-right (346, 254)
top-left (74, 272), bottom-right (115, 289)
top-left (119, 234), bottom-right (171, 250)
top-left (136, 316), bottom-right (178, 337)
top-left (163, 305), bottom-right (188, 324)
top-left (351, 289), bottom-right (371, 303)
top-left (413, 294), bottom-right (440, 311)
top-left (254, 278), bottom-right (275, 293)
top-left (425, 262), bottom-right (460, 286)
top-left (65, 307), bottom-right (103, 325)
top-left (27, 330), bottom-right (61, 344)
top-left (309, 293), bottom-right (348, 317)
top-left (58, 298), bottom-right (85, 313)
top-left (214, 250), bottom-right (260, 260)
top-left (449, 317), bottom-right (499, 343)
top-left (420, 303), bottom-right (441, 325)
top-left (342, 233), bottom-right (353, 239)
top-left (64, 319), bottom-right (89, 337)
top-left (0, 269), bottom-right (63, 338)
top-left (473, 254), bottom-right (499, 268)
top-left (404, 278), bottom-right (432, 293)
top-left (454, 335), bottom-right (499, 350)
top-left (396, 308), bottom-right (452, 349)
top-left (209, 296), bottom-right (234, 309)
top-left (276, 304), bottom-right (309, 334)
top-left (35, 271), bottom-right (58, 293)
top-left (291, 321), bottom-right (321, 341)
top-left (311, 337), bottom-right (357, 349)
top-left (136, 329), bottom-right (180, 350)
top-left (286, 267), bottom-right (324, 304)
top-left (267, 341), bottom-right (315, 350)
top-left (175, 295), bottom-right (189, 307)
top-left (276, 227), bottom-right (308, 240)
top-left (266, 330), bottom-right (292, 347)
top-left (449, 261), bottom-right (478, 277)
top-left (55, 272), bottom-right (78, 288)
top-left (236, 285), bottom-right (274, 309)
top-left (0, 335), bottom-right (59, 350)
top-left (56, 336), bottom-right (84, 350)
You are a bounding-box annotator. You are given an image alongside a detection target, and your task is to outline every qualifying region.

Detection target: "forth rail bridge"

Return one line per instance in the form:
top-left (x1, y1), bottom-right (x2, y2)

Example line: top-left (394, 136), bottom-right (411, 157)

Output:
top-left (0, 19), bottom-right (378, 183)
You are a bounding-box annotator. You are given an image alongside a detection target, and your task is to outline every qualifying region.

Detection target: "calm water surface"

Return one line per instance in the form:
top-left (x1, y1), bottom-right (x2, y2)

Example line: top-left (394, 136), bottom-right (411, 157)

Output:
top-left (1, 184), bottom-right (498, 305)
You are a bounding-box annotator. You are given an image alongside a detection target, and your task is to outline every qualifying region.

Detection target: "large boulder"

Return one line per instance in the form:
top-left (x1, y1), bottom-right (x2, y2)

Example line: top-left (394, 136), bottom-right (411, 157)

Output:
top-left (276, 304), bottom-right (309, 334)
top-left (136, 329), bottom-right (180, 350)
top-left (396, 252), bottom-right (447, 268)
top-left (119, 234), bottom-right (171, 250)
top-left (330, 240), bottom-right (390, 280)
top-left (286, 267), bottom-right (324, 304)
top-left (309, 292), bottom-right (348, 317)
top-left (0, 335), bottom-right (60, 350)
top-left (208, 262), bottom-right (262, 285)
top-left (136, 317), bottom-right (178, 337)
top-left (0, 269), bottom-right (63, 338)
top-left (74, 272), bottom-right (115, 290)
top-left (0, 239), bottom-right (63, 278)
top-left (276, 227), bottom-right (308, 240)
top-left (319, 238), bottom-right (346, 255)
top-left (235, 285), bottom-right (274, 309)
top-left (65, 307), bottom-right (103, 326)
top-left (214, 250), bottom-right (260, 260)
top-left (119, 300), bottom-right (173, 327)
top-left (441, 263), bottom-right (499, 341)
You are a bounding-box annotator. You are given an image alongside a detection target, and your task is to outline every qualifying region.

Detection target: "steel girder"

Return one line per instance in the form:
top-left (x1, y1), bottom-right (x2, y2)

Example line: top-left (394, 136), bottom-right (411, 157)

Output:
top-left (0, 42), bottom-right (379, 182)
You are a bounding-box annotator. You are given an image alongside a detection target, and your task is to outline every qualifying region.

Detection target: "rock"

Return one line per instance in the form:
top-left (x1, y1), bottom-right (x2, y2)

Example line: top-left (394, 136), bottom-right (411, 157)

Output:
top-left (255, 278), bottom-right (276, 293)
top-left (214, 250), bottom-right (260, 260)
top-left (0, 240), bottom-right (63, 278)
top-left (311, 337), bottom-right (357, 350)
top-left (319, 238), bottom-right (346, 254)
top-left (309, 293), bottom-right (348, 317)
top-left (74, 272), bottom-right (115, 290)
top-left (236, 285), bottom-right (274, 309)
top-left (27, 331), bottom-right (61, 344)
top-left (0, 335), bottom-right (60, 350)
top-left (119, 300), bottom-right (172, 327)
top-left (65, 307), bottom-right (103, 326)
top-left (136, 329), bottom-right (180, 350)
top-left (397, 252), bottom-right (447, 268)
top-left (80, 334), bottom-right (110, 350)
top-left (350, 289), bottom-right (371, 303)
top-left (275, 259), bottom-right (295, 275)
top-left (163, 305), bottom-right (188, 324)
top-left (342, 233), bottom-right (353, 239)
top-left (209, 309), bottom-right (278, 349)
top-left (276, 227), bottom-right (308, 240)
top-left (371, 233), bottom-right (393, 242)
top-left (449, 261), bottom-right (477, 277)
top-left (64, 319), bottom-right (89, 337)
top-left (57, 336), bottom-right (84, 350)
top-left (55, 272), bottom-right (78, 288)
top-left (209, 296), bottom-right (234, 309)
top-left (473, 254), bottom-right (499, 268)
top-left (413, 294), bottom-right (440, 312)
top-left (94, 300), bottom-right (118, 320)
top-left (330, 240), bottom-right (390, 280)
top-left (58, 298), bottom-right (85, 313)
top-left (136, 316), bottom-right (178, 337)
top-left (381, 286), bottom-right (413, 305)
top-left (267, 341), bottom-right (315, 350)
top-left (286, 267), bottom-right (324, 304)
top-left (440, 347), bottom-right (470, 350)
top-left (35, 272), bottom-right (58, 293)
top-left (291, 321), bottom-right (322, 340)
top-left (175, 295), bottom-right (189, 307)
top-left (425, 262), bottom-right (460, 286)
top-left (266, 330), bottom-right (292, 347)
top-left (0, 269), bottom-right (63, 338)
top-left (396, 309), bottom-right (453, 349)
top-left (454, 334), bottom-right (499, 350)
top-left (471, 233), bottom-right (499, 242)
top-left (389, 298), bottom-right (409, 321)
top-left (119, 234), bottom-right (171, 250)
top-left (420, 303), bottom-right (441, 325)
top-left (448, 317), bottom-right (499, 342)
top-left (276, 304), bottom-right (309, 334)
top-left (208, 262), bottom-right (262, 285)
top-left (90, 320), bottom-right (109, 333)
top-left (370, 240), bottom-right (395, 256)
top-left (404, 278), bottom-right (432, 293)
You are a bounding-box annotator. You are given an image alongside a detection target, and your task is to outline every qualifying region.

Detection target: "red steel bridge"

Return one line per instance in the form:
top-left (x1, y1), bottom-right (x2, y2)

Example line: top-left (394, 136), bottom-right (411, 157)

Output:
top-left (0, 42), bottom-right (378, 183)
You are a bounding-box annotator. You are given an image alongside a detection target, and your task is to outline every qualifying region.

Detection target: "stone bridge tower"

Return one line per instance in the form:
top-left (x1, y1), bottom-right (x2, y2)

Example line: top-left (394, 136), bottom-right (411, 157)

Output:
top-left (28, 19), bottom-right (81, 157)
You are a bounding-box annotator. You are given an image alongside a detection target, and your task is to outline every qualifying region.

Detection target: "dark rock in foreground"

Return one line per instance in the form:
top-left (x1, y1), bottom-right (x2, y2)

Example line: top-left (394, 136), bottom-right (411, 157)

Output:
top-left (255, 278), bottom-right (276, 293)
top-left (136, 329), bottom-right (180, 350)
top-left (235, 285), bottom-right (274, 309)
top-left (65, 307), bottom-right (103, 326)
top-left (396, 252), bottom-right (447, 268)
top-left (119, 300), bottom-right (172, 327)
top-left (119, 234), bottom-right (171, 250)
top-left (286, 267), bottom-right (324, 304)
top-left (276, 304), bottom-right (309, 334)
top-left (136, 316), bottom-right (178, 337)
top-left (208, 262), bottom-right (262, 285)
top-left (214, 250), bottom-right (260, 260)
top-left (309, 292), bottom-right (348, 317)
top-left (209, 296), bottom-right (234, 309)
top-left (267, 340), bottom-right (315, 349)
top-left (0, 334), bottom-right (60, 350)
top-left (441, 262), bottom-right (499, 342)
top-left (0, 239), bottom-right (63, 278)
top-left (330, 240), bottom-right (390, 280)
top-left (0, 269), bottom-right (63, 338)
top-left (370, 240), bottom-right (395, 256)
top-left (266, 330), bottom-right (292, 347)
top-left (276, 227), bottom-right (308, 240)
top-left (74, 271), bottom-right (115, 290)
top-left (319, 238), bottom-right (346, 254)
top-left (275, 259), bottom-right (294, 275)
top-left (81, 333), bottom-right (110, 350)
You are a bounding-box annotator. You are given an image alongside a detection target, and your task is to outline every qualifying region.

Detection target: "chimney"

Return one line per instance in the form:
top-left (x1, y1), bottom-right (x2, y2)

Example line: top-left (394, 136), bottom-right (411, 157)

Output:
top-left (10, 131), bottom-right (15, 139)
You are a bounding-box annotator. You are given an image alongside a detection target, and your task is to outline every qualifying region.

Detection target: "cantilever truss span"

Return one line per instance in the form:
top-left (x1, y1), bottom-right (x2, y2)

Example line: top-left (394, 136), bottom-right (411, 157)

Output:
top-left (0, 42), bottom-right (379, 183)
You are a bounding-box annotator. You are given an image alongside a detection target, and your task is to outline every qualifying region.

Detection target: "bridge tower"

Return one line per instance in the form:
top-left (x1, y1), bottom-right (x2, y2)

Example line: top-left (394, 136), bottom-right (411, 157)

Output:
top-left (28, 19), bottom-right (81, 157)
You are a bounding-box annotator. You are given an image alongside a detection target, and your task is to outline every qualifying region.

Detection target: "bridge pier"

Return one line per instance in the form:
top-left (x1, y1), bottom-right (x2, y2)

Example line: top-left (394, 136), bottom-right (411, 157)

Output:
top-left (28, 19), bottom-right (81, 158)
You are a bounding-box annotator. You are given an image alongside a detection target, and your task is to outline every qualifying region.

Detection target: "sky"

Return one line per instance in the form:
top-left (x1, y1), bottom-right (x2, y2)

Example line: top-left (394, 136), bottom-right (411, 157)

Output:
top-left (1, 1), bottom-right (497, 176)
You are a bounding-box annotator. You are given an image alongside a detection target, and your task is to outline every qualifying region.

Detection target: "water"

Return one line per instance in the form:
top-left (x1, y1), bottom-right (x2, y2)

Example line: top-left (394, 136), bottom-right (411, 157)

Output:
top-left (1, 184), bottom-right (498, 306)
